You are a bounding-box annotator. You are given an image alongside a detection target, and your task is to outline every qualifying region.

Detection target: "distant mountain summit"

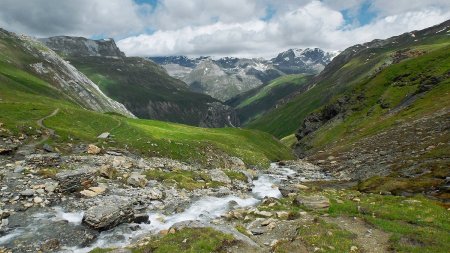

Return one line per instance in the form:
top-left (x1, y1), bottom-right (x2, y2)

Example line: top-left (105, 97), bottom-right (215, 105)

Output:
top-left (148, 48), bottom-right (337, 101)
top-left (272, 48), bottom-right (338, 74)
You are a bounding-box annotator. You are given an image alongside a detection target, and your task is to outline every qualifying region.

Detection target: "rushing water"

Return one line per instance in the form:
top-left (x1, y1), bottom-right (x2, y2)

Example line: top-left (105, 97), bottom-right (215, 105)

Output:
top-left (1, 163), bottom-right (295, 252)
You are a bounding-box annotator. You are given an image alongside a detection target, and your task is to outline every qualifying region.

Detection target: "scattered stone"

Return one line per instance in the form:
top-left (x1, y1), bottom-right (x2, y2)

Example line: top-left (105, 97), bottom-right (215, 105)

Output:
top-left (276, 211), bottom-right (290, 219)
top-left (350, 246), bottom-right (358, 252)
top-left (55, 167), bottom-right (96, 193)
top-left (254, 210), bottom-right (272, 217)
top-left (148, 188), bottom-right (163, 200)
top-left (80, 190), bottom-right (99, 198)
top-left (42, 144), bottom-right (53, 152)
top-left (209, 169), bottom-right (231, 184)
top-left (87, 144), bottom-right (101, 155)
top-left (33, 196), bottom-right (43, 204)
top-left (25, 153), bottom-right (61, 167)
top-left (98, 165), bottom-right (116, 179)
top-left (82, 196), bottom-right (134, 231)
top-left (0, 147), bottom-right (15, 155)
top-left (14, 166), bottom-right (25, 173)
top-left (127, 173), bottom-right (148, 188)
top-left (44, 182), bottom-right (59, 193)
top-left (294, 195), bottom-right (330, 210)
top-left (20, 189), bottom-right (34, 197)
top-left (294, 184), bottom-right (310, 190)
top-left (97, 132), bottom-right (110, 139)
top-left (229, 157), bottom-right (246, 170)
top-left (250, 227), bottom-right (265, 235)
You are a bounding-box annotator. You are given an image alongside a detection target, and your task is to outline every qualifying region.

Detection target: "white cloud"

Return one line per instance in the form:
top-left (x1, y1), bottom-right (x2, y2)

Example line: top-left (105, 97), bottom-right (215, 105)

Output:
top-left (118, 1), bottom-right (450, 58)
top-left (0, 0), bottom-right (150, 37)
top-left (1, 0), bottom-right (449, 58)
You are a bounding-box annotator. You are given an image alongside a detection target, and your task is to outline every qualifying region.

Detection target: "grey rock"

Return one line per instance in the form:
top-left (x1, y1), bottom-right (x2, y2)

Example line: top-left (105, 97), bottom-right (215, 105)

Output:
top-left (97, 132), bottom-right (110, 139)
top-left (82, 196), bottom-right (134, 231)
top-left (294, 195), bottom-right (330, 210)
top-left (25, 153), bottom-right (61, 167)
top-left (209, 169), bottom-right (231, 184)
top-left (20, 189), bottom-right (35, 197)
top-left (42, 144), bottom-right (53, 152)
top-left (55, 167), bottom-right (96, 193)
top-left (14, 166), bottom-right (25, 173)
top-left (133, 213), bottom-right (150, 224)
top-left (127, 173), bottom-right (148, 188)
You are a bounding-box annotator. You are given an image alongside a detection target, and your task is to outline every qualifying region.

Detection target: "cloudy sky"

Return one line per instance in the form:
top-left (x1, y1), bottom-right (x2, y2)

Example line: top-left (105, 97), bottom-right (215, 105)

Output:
top-left (0, 0), bottom-right (449, 58)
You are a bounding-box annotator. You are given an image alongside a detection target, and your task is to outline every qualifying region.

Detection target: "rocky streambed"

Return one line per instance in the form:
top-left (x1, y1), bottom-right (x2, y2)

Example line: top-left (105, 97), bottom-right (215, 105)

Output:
top-left (0, 149), bottom-right (333, 253)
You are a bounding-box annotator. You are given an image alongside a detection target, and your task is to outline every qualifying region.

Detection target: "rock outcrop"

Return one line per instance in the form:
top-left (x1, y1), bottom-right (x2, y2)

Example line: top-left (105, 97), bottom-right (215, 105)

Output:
top-left (82, 196), bottom-right (135, 231)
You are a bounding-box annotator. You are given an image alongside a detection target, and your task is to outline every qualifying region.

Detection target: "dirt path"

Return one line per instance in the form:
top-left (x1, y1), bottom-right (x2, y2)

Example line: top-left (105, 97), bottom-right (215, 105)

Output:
top-left (323, 216), bottom-right (391, 253)
top-left (36, 108), bottom-right (60, 140)
top-left (14, 108), bottom-right (60, 158)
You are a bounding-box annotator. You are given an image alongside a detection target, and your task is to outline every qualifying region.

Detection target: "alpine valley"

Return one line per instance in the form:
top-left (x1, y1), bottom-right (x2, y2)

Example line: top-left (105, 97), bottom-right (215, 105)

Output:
top-left (0, 5), bottom-right (449, 253)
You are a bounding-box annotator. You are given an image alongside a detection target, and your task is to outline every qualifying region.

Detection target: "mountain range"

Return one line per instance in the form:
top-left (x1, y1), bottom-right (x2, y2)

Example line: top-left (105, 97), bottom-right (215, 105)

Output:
top-left (39, 36), bottom-right (239, 127)
top-left (149, 48), bottom-right (337, 101)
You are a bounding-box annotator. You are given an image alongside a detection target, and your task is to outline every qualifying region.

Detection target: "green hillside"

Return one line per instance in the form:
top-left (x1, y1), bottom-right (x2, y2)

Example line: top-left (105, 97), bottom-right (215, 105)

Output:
top-left (0, 30), bottom-right (293, 168)
top-left (67, 56), bottom-right (223, 126)
top-left (246, 20), bottom-right (450, 139)
top-left (226, 74), bottom-right (312, 124)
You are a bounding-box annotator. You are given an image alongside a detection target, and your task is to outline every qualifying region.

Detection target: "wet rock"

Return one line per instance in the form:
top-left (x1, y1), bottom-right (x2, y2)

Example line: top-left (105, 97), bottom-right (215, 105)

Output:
top-left (82, 196), bottom-right (134, 231)
top-left (209, 169), bottom-right (231, 184)
top-left (133, 213), bottom-right (150, 224)
top-left (40, 238), bottom-right (60, 252)
top-left (294, 195), bottom-right (330, 210)
top-left (97, 132), bottom-right (110, 139)
top-left (55, 167), bottom-right (96, 193)
top-left (20, 189), bottom-right (34, 197)
top-left (87, 144), bottom-right (101, 155)
top-left (25, 153), bottom-right (61, 167)
top-left (127, 173), bottom-right (148, 188)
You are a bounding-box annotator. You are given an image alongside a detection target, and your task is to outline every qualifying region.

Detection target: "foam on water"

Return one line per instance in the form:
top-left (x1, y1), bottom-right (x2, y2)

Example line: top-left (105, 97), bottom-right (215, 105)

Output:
top-left (251, 174), bottom-right (282, 199)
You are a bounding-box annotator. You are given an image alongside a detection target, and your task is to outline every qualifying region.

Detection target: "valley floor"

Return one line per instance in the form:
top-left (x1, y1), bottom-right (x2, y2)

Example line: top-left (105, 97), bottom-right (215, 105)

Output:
top-left (0, 138), bottom-right (449, 253)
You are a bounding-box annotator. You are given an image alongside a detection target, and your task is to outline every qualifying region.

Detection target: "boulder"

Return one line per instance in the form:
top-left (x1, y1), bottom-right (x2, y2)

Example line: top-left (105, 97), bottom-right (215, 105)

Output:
top-left (20, 189), bottom-right (34, 197)
top-left (133, 213), bottom-right (150, 224)
top-left (279, 185), bottom-right (299, 197)
top-left (98, 165), bottom-right (116, 179)
top-left (148, 188), bottom-right (163, 200)
top-left (209, 169), bottom-right (231, 184)
top-left (87, 144), bottom-right (101, 155)
top-left (294, 195), bottom-right (330, 210)
top-left (25, 153), bottom-right (61, 167)
top-left (55, 167), bottom-right (96, 193)
top-left (127, 173), bottom-right (148, 188)
top-left (97, 132), bottom-right (110, 139)
top-left (82, 196), bottom-right (134, 231)
top-left (229, 157), bottom-right (246, 170)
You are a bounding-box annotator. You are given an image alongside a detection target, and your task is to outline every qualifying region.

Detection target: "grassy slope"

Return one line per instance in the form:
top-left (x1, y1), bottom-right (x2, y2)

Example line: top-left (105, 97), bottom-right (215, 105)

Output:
top-left (226, 74), bottom-right (311, 124)
top-left (246, 25), bottom-right (450, 139)
top-left (66, 56), bottom-right (219, 125)
top-left (307, 44), bottom-right (450, 150)
top-left (0, 34), bottom-right (293, 168)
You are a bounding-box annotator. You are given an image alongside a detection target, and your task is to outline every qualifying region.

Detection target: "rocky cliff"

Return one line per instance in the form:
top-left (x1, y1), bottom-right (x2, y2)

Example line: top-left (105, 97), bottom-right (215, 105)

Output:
top-left (39, 36), bottom-right (125, 58)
